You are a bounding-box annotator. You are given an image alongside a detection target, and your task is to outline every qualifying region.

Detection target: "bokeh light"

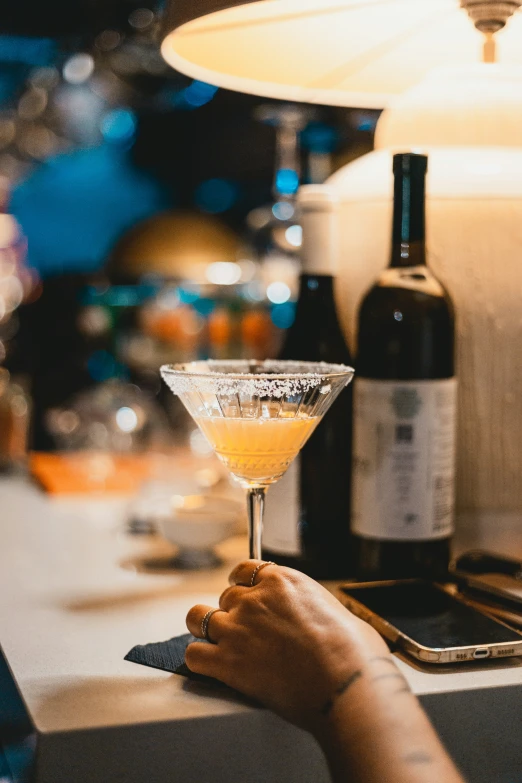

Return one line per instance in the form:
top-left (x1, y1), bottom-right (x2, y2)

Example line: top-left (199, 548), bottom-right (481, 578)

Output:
top-left (271, 302), bottom-right (296, 329)
top-left (181, 81), bottom-right (218, 108)
top-left (115, 406), bottom-right (138, 432)
top-left (275, 168), bottom-right (299, 196)
top-left (285, 225), bottom-right (302, 248)
top-left (63, 54), bottom-right (95, 85)
top-left (272, 201), bottom-right (294, 221)
top-left (95, 30), bottom-right (121, 52)
top-left (128, 8), bottom-right (155, 30)
top-left (100, 108), bottom-right (137, 143)
top-left (266, 281), bottom-right (291, 304)
top-left (206, 261), bottom-right (242, 286)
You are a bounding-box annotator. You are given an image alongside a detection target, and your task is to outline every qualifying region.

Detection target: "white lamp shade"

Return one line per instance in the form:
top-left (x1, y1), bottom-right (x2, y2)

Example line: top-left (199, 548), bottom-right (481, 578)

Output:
top-left (161, 0), bottom-right (522, 108)
top-left (375, 64), bottom-right (522, 147)
top-left (327, 146), bottom-right (522, 515)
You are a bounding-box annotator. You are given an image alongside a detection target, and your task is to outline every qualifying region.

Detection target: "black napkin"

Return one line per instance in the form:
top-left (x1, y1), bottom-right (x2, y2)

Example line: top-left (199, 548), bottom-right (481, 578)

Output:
top-left (125, 633), bottom-right (220, 684)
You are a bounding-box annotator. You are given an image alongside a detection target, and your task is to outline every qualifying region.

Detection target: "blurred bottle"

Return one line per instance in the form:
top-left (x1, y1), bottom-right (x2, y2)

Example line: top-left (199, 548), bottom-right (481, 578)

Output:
top-left (0, 368), bottom-right (31, 473)
top-left (262, 186), bottom-right (354, 578)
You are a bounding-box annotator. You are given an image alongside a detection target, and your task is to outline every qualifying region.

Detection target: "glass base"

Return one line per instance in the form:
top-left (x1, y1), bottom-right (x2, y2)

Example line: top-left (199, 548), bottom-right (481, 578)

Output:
top-left (172, 548), bottom-right (223, 570)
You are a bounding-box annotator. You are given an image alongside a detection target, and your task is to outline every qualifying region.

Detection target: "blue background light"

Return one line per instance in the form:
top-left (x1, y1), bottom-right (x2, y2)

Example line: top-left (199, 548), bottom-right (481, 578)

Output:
top-left (195, 178), bottom-right (239, 214)
top-left (100, 108), bottom-right (137, 143)
top-left (172, 80), bottom-right (219, 110)
top-left (301, 122), bottom-right (339, 153)
top-left (184, 81), bottom-right (218, 107)
top-left (270, 302), bottom-right (296, 330)
top-left (87, 349), bottom-right (119, 382)
top-left (10, 145), bottom-right (169, 276)
top-left (0, 35), bottom-right (55, 65)
top-left (275, 168), bottom-right (299, 196)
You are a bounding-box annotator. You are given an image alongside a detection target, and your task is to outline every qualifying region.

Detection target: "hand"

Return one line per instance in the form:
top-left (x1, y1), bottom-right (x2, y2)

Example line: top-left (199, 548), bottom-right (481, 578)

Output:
top-left (185, 560), bottom-right (389, 734)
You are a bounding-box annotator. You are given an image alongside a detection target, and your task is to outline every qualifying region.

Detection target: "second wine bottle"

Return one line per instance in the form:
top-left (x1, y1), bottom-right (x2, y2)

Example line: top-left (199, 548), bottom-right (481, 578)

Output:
top-left (262, 186), bottom-right (354, 579)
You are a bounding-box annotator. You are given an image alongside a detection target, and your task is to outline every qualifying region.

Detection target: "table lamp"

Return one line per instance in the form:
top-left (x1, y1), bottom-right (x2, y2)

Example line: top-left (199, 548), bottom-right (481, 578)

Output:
top-left (160, 0), bottom-right (522, 529)
top-left (161, 0), bottom-right (522, 107)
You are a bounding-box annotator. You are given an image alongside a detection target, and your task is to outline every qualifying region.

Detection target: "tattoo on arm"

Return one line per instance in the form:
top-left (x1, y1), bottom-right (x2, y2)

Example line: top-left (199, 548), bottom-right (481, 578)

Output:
top-left (371, 672), bottom-right (411, 693)
top-left (371, 673), bottom-right (405, 682)
top-left (369, 656), bottom-right (411, 694)
top-left (320, 670), bottom-right (363, 716)
top-left (320, 655), bottom-right (411, 717)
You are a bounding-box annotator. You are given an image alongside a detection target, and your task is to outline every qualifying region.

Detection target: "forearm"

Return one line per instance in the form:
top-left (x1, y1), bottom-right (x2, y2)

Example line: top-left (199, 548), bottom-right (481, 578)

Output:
top-left (315, 655), bottom-right (466, 783)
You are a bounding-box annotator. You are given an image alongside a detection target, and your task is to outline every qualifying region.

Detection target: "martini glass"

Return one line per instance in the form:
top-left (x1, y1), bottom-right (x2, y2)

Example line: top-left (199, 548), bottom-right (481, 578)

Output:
top-left (160, 360), bottom-right (354, 560)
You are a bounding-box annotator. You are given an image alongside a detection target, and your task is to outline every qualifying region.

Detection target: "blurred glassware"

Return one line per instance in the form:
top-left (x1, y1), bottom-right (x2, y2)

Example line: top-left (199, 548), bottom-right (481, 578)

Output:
top-left (0, 367), bottom-right (31, 473)
top-left (102, 209), bottom-right (283, 374)
top-left (0, 204), bottom-right (35, 473)
top-left (247, 104), bottom-right (314, 301)
top-left (45, 379), bottom-right (169, 454)
top-left (0, 212), bottom-right (31, 321)
top-left (125, 444), bottom-right (240, 540)
top-left (301, 121), bottom-right (339, 185)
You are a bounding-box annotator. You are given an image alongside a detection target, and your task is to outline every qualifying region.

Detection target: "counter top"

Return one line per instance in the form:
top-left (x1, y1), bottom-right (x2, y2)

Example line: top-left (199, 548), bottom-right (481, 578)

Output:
top-left (1, 475), bottom-right (521, 783)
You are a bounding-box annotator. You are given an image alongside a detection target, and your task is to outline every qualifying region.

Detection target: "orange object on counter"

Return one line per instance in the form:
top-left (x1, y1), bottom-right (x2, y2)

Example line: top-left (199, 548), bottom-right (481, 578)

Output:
top-left (29, 452), bottom-right (153, 495)
top-left (208, 307), bottom-right (232, 348)
top-left (240, 309), bottom-right (273, 355)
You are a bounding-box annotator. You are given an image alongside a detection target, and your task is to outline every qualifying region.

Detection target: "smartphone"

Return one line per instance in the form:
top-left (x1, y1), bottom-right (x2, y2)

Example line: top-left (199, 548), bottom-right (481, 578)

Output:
top-left (339, 580), bottom-right (522, 664)
top-left (450, 550), bottom-right (522, 612)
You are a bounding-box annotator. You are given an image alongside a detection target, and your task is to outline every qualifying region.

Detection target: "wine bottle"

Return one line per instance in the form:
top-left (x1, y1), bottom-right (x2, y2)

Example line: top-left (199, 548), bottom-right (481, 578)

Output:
top-left (352, 152), bottom-right (457, 581)
top-left (262, 186), bottom-right (354, 579)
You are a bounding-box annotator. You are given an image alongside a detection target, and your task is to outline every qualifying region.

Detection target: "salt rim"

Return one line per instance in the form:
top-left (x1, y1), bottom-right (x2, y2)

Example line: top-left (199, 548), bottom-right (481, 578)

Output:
top-left (160, 360), bottom-right (354, 399)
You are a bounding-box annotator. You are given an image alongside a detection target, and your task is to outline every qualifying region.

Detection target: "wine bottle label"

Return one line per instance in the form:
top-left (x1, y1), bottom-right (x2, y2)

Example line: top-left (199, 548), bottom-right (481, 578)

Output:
top-left (262, 458), bottom-right (302, 556)
top-left (352, 377), bottom-right (457, 541)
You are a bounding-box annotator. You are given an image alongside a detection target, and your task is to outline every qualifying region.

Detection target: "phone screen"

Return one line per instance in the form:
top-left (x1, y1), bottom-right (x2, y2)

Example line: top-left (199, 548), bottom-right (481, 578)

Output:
top-left (341, 582), bottom-right (522, 649)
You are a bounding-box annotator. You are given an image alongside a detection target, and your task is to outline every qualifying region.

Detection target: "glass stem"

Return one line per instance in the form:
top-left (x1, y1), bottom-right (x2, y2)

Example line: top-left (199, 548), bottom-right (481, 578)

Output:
top-left (247, 487), bottom-right (266, 560)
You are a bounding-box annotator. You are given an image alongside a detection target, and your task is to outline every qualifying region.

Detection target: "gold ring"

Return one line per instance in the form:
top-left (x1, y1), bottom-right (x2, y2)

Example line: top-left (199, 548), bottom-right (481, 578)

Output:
top-left (250, 561), bottom-right (276, 587)
top-left (201, 608), bottom-right (222, 643)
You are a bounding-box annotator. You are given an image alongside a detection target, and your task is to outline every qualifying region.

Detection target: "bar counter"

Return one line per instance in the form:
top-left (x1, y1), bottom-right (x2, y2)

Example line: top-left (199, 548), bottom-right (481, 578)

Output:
top-left (1, 475), bottom-right (521, 783)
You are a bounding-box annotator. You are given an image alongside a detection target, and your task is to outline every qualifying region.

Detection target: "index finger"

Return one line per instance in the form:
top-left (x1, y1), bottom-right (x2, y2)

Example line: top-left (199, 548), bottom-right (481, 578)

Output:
top-left (228, 559), bottom-right (278, 587)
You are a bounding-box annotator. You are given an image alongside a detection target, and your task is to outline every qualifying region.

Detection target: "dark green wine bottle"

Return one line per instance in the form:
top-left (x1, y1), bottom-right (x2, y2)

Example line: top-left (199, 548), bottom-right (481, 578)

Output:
top-left (262, 186), bottom-right (354, 579)
top-left (352, 152), bottom-right (457, 581)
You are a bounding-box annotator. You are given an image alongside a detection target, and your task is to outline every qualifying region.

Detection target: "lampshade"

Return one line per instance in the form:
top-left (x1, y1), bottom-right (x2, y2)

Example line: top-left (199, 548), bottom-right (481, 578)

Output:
top-left (161, 0), bottom-right (522, 108)
top-left (375, 63), bottom-right (522, 148)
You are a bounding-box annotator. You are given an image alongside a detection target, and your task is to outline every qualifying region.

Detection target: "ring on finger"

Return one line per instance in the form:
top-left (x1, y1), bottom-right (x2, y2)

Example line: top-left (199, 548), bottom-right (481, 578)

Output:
top-left (250, 560), bottom-right (276, 587)
top-left (201, 608), bottom-right (223, 643)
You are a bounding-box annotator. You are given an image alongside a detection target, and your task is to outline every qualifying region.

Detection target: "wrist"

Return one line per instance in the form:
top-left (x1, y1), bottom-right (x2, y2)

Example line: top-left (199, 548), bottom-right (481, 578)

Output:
top-left (310, 648), bottom-right (405, 745)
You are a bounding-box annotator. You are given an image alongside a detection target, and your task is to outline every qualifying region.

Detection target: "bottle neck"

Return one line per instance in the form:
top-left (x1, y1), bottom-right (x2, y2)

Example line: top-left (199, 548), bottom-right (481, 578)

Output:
top-left (294, 275), bottom-right (343, 334)
top-left (390, 165), bottom-right (427, 269)
top-left (285, 273), bottom-right (351, 363)
top-left (298, 273), bottom-right (335, 302)
top-left (300, 207), bottom-right (338, 275)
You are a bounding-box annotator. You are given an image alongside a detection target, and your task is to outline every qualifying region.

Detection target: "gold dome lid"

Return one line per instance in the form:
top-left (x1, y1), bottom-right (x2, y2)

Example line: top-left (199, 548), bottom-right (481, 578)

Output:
top-left (108, 210), bottom-right (242, 282)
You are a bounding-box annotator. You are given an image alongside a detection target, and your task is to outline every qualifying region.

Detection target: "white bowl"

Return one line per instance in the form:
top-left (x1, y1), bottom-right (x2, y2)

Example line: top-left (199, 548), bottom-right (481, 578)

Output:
top-left (158, 495), bottom-right (241, 568)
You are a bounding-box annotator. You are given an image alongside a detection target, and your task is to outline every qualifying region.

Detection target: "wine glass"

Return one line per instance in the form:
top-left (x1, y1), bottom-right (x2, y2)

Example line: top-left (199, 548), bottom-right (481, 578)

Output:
top-left (161, 360), bottom-right (354, 560)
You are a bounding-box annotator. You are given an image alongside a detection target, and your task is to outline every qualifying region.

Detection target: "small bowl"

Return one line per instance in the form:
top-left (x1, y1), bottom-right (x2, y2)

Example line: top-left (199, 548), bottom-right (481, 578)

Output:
top-left (158, 494), bottom-right (241, 569)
